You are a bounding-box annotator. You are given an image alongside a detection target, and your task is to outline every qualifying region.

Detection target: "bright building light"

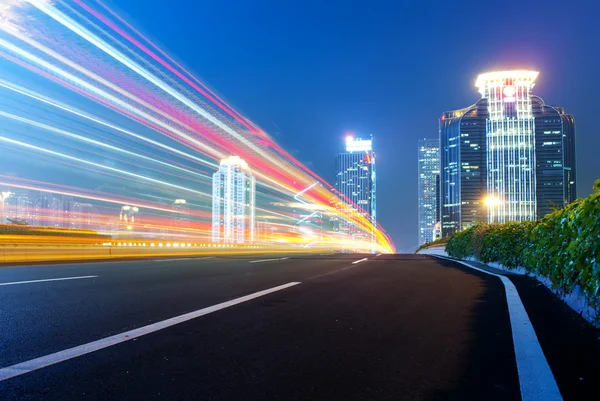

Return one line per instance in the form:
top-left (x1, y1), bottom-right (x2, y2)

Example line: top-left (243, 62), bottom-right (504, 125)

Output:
top-left (345, 137), bottom-right (372, 152)
top-left (219, 155), bottom-right (249, 169)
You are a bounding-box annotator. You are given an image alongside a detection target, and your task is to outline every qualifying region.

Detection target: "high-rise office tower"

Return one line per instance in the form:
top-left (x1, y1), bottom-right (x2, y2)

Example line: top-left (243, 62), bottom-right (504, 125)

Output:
top-left (440, 70), bottom-right (576, 237)
top-left (172, 199), bottom-right (189, 228)
top-left (417, 138), bottom-right (440, 245)
top-left (212, 156), bottom-right (256, 243)
top-left (335, 135), bottom-right (376, 241)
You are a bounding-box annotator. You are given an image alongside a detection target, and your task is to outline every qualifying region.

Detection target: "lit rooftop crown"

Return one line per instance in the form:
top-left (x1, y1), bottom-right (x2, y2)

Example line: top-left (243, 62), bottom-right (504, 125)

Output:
top-left (220, 155), bottom-right (249, 169)
top-left (475, 70), bottom-right (539, 97)
top-left (345, 136), bottom-right (372, 152)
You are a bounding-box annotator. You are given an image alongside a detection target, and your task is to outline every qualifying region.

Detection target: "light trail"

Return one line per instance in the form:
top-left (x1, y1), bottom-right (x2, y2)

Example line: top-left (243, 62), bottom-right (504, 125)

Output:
top-left (0, 134), bottom-right (211, 198)
top-left (0, 0), bottom-right (396, 253)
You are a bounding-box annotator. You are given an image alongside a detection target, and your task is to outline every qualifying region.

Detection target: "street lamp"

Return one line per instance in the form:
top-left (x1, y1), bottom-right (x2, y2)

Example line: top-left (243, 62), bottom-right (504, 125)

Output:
top-left (483, 195), bottom-right (502, 223)
top-left (483, 196), bottom-right (501, 207)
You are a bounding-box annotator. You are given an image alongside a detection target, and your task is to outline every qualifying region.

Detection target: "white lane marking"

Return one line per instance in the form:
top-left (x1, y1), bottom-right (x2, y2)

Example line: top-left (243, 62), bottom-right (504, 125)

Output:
top-left (152, 257), bottom-right (215, 262)
top-left (352, 258), bottom-right (368, 264)
top-left (0, 281), bottom-right (301, 382)
top-left (435, 256), bottom-right (563, 401)
top-left (376, 254), bottom-right (382, 257)
top-left (249, 257), bottom-right (289, 263)
top-left (0, 276), bottom-right (98, 287)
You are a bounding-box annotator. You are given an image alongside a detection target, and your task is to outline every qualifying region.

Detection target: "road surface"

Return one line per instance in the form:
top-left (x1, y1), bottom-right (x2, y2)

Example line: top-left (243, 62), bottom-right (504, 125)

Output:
top-left (0, 254), bottom-right (598, 400)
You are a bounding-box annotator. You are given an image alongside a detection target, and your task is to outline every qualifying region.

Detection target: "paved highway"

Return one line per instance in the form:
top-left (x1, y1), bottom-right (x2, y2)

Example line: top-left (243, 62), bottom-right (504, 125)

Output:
top-left (0, 254), bottom-right (598, 400)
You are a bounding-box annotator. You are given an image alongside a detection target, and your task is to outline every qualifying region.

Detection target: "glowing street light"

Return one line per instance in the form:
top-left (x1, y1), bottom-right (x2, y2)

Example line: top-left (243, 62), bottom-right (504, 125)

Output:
top-left (483, 195), bottom-right (503, 223)
top-left (483, 196), bottom-right (502, 207)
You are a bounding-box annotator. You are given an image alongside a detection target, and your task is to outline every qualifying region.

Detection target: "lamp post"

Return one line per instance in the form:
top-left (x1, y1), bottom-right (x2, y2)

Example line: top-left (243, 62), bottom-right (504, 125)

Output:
top-left (0, 191), bottom-right (12, 224)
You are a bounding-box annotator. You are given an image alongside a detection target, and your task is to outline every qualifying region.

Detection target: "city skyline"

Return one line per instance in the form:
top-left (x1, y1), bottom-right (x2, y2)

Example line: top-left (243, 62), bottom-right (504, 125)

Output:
top-left (0, 1), bottom-right (596, 252)
top-left (0, 0), bottom-right (394, 253)
top-left (98, 0), bottom-right (598, 251)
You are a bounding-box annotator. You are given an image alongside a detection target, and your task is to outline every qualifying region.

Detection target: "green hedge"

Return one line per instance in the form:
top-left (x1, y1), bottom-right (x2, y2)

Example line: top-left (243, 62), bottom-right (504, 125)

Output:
top-left (0, 224), bottom-right (110, 239)
top-left (446, 179), bottom-right (600, 313)
top-left (415, 236), bottom-right (448, 254)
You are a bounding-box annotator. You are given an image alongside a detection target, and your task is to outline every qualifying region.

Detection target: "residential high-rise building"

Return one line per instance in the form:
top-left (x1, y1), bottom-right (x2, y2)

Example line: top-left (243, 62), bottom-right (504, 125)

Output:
top-left (440, 70), bottom-right (576, 237)
top-left (212, 156), bottom-right (256, 243)
top-left (335, 135), bottom-right (376, 242)
top-left (417, 138), bottom-right (440, 245)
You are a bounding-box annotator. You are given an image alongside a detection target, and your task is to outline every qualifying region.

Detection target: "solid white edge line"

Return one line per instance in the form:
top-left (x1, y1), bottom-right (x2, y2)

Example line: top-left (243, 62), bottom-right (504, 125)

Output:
top-left (434, 255), bottom-right (562, 401)
top-left (0, 276), bottom-right (98, 286)
top-left (351, 258), bottom-right (368, 264)
top-left (0, 281), bottom-right (301, 382)
top-left (249, 257), bottom-right (289, 263)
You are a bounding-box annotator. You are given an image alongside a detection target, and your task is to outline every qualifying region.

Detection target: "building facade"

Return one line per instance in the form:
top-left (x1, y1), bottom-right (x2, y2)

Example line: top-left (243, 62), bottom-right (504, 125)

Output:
top-left (335, 136), bottom-right (376, 241)
top-left (417, 138), bottom-right (440, 245)
top-left (212, 156), bottom-right (256, 243)
top-left (440, 71), bottom-right (576, 237)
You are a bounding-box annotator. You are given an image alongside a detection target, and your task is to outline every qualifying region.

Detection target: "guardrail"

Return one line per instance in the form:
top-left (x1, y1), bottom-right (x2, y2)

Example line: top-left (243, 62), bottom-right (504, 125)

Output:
top-left (0, 241), bottom-right (330, 264)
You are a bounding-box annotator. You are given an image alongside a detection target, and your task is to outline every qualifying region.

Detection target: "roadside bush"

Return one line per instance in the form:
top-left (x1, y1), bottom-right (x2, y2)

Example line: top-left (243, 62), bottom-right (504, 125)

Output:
top-left (414, 236), bottom-right (448, 254)
top-left (445, 225), bottom-right (475, 259)
top-left (446, 179), bottom-right (600, 316)
top-left (0, 224), bottom-right (110, 239)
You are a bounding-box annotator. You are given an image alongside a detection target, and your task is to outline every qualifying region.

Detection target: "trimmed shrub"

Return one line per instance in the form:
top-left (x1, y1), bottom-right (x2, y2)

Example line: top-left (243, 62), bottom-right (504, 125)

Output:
top-left (414, 237), bottom-right (449, 254)
top-left (0, 224), bottom-right (110, 239)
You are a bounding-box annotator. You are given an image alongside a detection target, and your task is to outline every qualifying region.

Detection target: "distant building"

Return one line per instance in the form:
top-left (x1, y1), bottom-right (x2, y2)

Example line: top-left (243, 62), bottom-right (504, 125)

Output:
top-left (440, 70), bottom-right (576, 237)
top-left (335, 135), bottom-right (376, 243)
top-left (32, 193), bottom-right (63, 227)
top-left (418, 138), bottom-right (440, 245)
top-left (119, 205), bottom-right (138, 231)
top-left (172, 199), bottom-right (189, 228)
top-left (5, 190), bottom-right (32, 224)
top-left (212, 156), bottom-right (256, 243)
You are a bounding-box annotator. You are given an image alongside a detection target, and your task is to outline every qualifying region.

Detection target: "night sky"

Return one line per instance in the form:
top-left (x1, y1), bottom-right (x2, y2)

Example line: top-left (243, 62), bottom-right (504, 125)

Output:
top-left (111, 0), bottom-right (600, 251)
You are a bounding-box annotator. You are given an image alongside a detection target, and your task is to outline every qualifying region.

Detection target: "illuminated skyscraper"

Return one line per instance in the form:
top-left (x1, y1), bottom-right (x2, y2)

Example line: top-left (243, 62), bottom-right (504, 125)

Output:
top-left (440, 70), bottom-right (576, 237)
top-left (172, 199), bottom-right (189, 228)
top-left (212, 156), bottom-right (256, 243)
top-left (418, 138), bottom-right (440, 245)
top-left (335, 136), bottom-right (376, 241)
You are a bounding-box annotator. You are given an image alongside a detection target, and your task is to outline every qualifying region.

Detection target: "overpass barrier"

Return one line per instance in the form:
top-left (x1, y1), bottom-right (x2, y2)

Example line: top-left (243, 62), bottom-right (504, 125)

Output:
top-left (0, 242), bottom-right (329, 264)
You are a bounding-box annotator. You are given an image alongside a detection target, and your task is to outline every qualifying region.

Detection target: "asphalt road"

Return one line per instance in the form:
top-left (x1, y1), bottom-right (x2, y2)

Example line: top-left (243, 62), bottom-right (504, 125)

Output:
top-left (0, 253), bottom-right (598, 400)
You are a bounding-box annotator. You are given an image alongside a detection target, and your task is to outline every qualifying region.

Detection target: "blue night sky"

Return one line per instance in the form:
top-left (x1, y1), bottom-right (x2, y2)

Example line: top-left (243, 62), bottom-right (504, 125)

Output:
top-left (111, 0), bottom-right (600, 251)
